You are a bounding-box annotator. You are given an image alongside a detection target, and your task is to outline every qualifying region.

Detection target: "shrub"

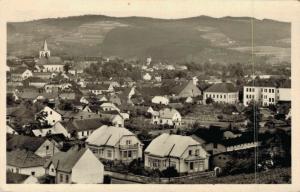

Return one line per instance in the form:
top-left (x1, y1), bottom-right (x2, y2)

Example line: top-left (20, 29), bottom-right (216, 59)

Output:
top-left (161, 166), bottom-right (179, 178)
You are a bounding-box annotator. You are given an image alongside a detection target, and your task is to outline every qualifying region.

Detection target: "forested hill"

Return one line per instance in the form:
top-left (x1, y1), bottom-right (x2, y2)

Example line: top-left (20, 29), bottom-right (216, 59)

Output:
top-left (7, 15), bottom-right (290, 64)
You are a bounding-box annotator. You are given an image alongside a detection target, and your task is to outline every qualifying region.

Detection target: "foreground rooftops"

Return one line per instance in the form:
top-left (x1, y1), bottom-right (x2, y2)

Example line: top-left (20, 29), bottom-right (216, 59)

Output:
top-left (145, 133), bottom-right (200, 158)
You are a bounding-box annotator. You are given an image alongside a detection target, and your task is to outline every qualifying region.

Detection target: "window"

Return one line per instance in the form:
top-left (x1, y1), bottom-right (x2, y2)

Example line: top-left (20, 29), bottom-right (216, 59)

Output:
top-left (53, 120), bottom-right (55, 123)
top-left (82, 132), bottom-right (84, 136)
top-left (269, 98), bottom-right (271, 102)
top-left (126, 140), bottom-right (131, 145)
top-left (65, 175), bottom-right (69, 183)
top-left (31, 171), bottom-right (35, 176)
top-left (50, 111), bottom-right (52, 115)
top-left (128, 151), bottom-right (132, 158)
top-left (213, 143), bottom-right (218, 149)
top-left (46, 145), bottom-right (49, 150)
top-left (195, 149), bottom-right (199, 156)
top-left (188, 150), bottom-right (192, 155)
top-left (60, 174), bottom-right (63, 182)
top-left (190, 162), bottom-right (194, 170)
top-left (272, 89), bottom-right (274, 93)
top-left (107, 150), bottom-right (112, 158)
top-left (51, 168), bottom-right (54, 172)
top-left (224, 95), bottom-right (226, 99)
top-left (123, 151), bottom-right (128, 158)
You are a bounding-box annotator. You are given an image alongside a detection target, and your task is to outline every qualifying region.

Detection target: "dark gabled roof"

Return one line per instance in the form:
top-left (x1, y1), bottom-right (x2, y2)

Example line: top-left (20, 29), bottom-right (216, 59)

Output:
top-left (7, 149), bottom-right (46, 168)
top-left (61, 118), bottom-right (104, 133)
top-left (245, 79), bottom-right (291, 88)
top-left (191, 127), bottom-right (224, 144)
top-left (205, 83), bottom-right (237, 93)
top-left (7, 135), bottom-right (47, 152)
top-left (44, 145), bottom-right (87, 173)
top-left (220, 132), bottom-right (259, 147)
top-left (28, 77), bottom-right (47, 83)
top-left (6, 172), bottom-right (30, 184)
top-left (136, 86), bottom-right (169, 97)
top-left (46, 134), bottom-right (67, 143)
top-left (36, 57), bottom-right (63, 65)
top-left (86, 83), bottom-right (110, 90)
top-left (12, 67), bottom-right (29, 74)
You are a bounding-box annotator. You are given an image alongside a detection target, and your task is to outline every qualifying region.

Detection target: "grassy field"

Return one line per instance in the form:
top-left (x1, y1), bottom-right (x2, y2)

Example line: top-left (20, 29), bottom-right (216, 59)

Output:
top-left (177, 167), bottom-right (291, 184)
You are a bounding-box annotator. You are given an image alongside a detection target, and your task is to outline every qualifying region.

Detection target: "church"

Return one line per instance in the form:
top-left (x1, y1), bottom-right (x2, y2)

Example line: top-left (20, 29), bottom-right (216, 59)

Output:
top-left (35, 40), bottom-right (65, 73)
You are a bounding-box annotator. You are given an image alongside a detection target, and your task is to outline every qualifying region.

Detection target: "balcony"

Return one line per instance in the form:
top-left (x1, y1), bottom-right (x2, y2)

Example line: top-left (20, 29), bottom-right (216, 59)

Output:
top-left (119, 143), bottom-right (139, 150)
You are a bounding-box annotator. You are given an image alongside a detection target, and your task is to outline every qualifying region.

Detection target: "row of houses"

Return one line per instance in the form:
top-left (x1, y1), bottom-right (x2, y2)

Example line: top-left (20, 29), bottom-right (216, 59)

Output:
top-left (7, 120), bottom-right (271, 184)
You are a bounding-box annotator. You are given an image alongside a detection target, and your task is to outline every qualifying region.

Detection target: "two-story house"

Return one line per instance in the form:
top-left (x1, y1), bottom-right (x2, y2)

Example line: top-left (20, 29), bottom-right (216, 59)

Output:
top-left (44, 145), bottom-right (104, 184)
top-left (86, 125), bottom-right (143, 163)
top-left (152, 108), bottom-right (182, 126)
top-left (203, 82), bottom-right (239, 104)
top-left (144, 133), bottom-right (209, 174)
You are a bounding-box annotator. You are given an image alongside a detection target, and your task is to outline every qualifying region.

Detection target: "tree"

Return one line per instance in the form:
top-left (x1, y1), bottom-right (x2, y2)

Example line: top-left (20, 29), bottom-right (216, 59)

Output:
top-left (161, 166), bottom-right (179, 178)
top-left (63, 63), bottom-right (71, 74)
top-left (206, 97), bottom-right (214, 105)
top-left (244, 102), bottom-right (261, 132)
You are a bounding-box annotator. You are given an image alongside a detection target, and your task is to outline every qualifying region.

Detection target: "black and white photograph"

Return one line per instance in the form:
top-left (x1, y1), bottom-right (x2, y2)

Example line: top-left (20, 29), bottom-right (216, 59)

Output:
top-left (2, 0), bottom-right (300, 189)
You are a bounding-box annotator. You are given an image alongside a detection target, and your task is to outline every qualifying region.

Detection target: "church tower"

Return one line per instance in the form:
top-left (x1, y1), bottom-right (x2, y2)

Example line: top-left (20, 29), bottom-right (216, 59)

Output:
top-left (39, 40), bottom-right (51, 58)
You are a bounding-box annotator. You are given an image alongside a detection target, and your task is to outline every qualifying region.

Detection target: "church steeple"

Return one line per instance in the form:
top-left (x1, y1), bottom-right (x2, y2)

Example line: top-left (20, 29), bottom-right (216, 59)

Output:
top-left (43, 40), bottom-right (48, 51)
top-left (39, 40), bottom-right (51, 58)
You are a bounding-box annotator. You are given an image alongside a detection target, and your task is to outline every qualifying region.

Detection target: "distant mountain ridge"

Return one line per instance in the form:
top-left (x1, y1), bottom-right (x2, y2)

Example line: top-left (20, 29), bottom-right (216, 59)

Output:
top-left (7, 14), bottom-right (290, 64)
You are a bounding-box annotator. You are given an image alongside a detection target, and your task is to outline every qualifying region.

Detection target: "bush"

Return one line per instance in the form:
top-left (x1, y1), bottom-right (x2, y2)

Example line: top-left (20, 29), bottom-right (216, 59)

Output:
top-left (161, 166), bottom-right (179, 178)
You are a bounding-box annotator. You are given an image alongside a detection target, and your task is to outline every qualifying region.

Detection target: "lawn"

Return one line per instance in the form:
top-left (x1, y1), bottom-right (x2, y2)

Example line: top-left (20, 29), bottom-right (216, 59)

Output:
top-left (176, 167), bottom-right (291, 184)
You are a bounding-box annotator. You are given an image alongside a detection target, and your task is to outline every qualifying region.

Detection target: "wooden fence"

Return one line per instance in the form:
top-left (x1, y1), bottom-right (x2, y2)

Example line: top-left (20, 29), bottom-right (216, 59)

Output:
top-left (105, 170), bottom-right (216, 184)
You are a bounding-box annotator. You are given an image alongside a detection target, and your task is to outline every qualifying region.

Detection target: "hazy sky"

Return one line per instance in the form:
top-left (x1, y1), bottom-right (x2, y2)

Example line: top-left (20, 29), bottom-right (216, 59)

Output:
top-left (0, 0), bottom-right (299, 22)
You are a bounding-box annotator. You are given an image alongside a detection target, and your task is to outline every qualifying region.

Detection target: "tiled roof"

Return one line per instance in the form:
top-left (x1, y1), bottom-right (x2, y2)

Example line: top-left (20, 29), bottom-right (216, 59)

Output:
top-left (205, 83), bottom-right (237, 93)
top-left (86, 83), bottom-right (110, 90)
top-left (44, 145), bottom-right (87, 173)
top-left (7, 135), bottom-right (47, 152)
top-left (36, 57), bottom-right (63, 65)
top-left (86, 125), bottom-right (136, 147)
top-left (245, 79), bottom-right (291, 88)
top-left (6, 172), bottom-right (30, 184)
top-left (159, 108), bottom-right (180, 119)
top-left (7, 149), bottom-right (46, 168)
top-left (145, 133), bottom-right (201, 158)
top-left (61, 118), bottom-right (104, 133)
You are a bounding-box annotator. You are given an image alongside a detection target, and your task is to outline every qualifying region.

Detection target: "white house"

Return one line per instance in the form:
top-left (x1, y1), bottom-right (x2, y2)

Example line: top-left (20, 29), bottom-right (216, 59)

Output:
top-left (143, 73), bottom-right (152, 81)
top-left (144, 133), bottom-right (209, 173)
top-left (151, 96), bottom-right (169, 105)
top-left (152, 108), bottom-right (182, 126)
top-left (37, 106), bottom-right (62, 126)
top-left (100, 102), bottom-right (120, 112)
top-left (243, 80), bottom-right (291, 106)
top-left (7, 124), bottom-right (18, 135)
top-left (7, 149), bottom-right (46, 177)
top-left (204, 83), bottom-right (239, 104)
top-left (44, 145), bottom-right (104, 184)
top-left (86, 125), bottom-right (143, 163)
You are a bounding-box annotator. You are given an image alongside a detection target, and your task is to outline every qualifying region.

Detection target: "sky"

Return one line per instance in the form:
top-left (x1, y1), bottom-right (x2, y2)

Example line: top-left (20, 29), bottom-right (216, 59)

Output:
top-left (0, 0), bottom-right (299, 22)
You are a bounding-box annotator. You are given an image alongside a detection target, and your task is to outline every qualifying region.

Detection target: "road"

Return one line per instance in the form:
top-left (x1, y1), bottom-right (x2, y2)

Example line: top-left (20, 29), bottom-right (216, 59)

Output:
top-left (110, 178), bottom-right (143, 184)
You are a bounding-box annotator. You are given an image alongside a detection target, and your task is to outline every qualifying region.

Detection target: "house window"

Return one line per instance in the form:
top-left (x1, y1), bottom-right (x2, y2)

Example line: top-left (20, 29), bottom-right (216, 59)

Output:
top-left (128, 151), bottom-right (132, 158)
top-left (195, 149), bottom-right (199, 156)
top-left (213, 143), bottom-right (218, 149)
top-left (60, 174), bottom-right (63, 182)
top-left (46, 145), bottom-right (49, 150)
top-left (82, 132), bottom-right (84, 136)
top-left (50, 111), bottom-right (52, 115)
top-left (123, 151), bottom-right (128, 158)
top-left (31, 171), bottom-right (35, 176)
top-left (126, 140), bottom-right (131, 145)
top-left (190, 162), bottom-right (194, 170)
top-left (107, 150), bottom-right (112, 158)
top-left (51, 168), bottom-right (54, 172)
top-left (65, 175), bottom-right (69, 183)
top-left (188, 150), bottom-right (192, 155)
